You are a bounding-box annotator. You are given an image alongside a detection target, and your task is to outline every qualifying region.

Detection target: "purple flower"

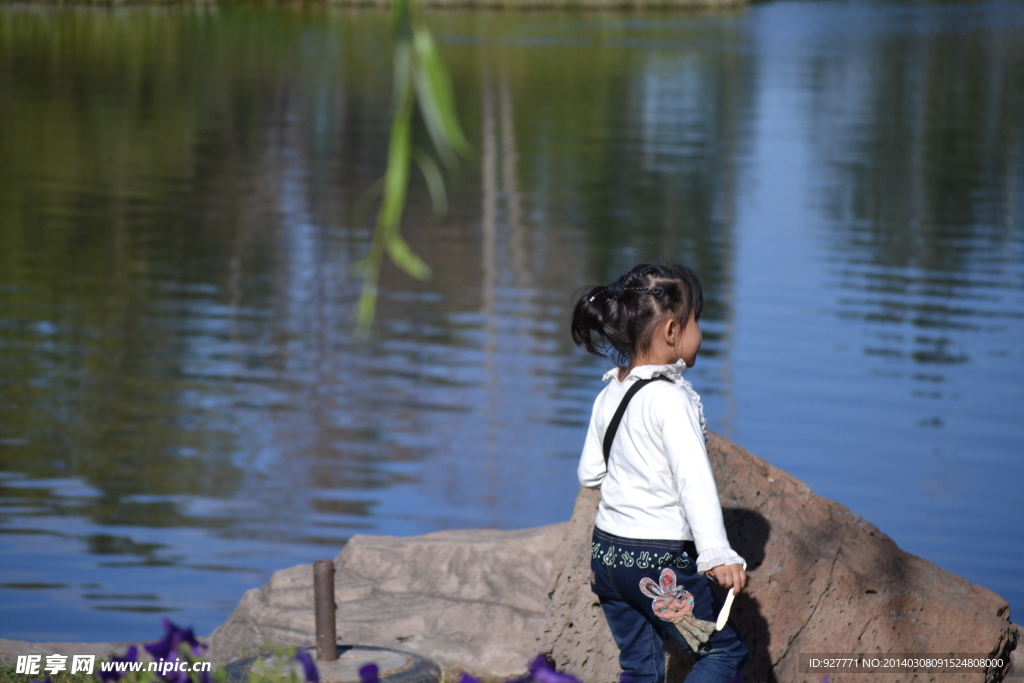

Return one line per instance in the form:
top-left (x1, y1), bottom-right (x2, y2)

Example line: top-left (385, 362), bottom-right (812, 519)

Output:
top-left (457, 674), bottom-right (481, 683)
top-left (358, 663), bottom-right (379, 683)
top-left (145, 618), bottom-right (206, 660)
top-left (98, 646), bottom-right (139, 683)
top-left (294, 650), bottom-right (320, 683)
top-left (527, 655), bottom-right (584, 683)
top-left (144, 620), bottom-right (179, 660)
top-left (821, 677), bottom-right (831, 683)
top-left (143, 619), bottom-right (212, 683)
top-left (145, 637), bottom-right (174, 662)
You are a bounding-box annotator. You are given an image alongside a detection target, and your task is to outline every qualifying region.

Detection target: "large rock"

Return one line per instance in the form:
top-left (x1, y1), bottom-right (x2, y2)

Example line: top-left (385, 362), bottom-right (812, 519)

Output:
top-left (209, 524), bottom-right (566, 676)
top-left (539, 431), bottom-right (1019, 683)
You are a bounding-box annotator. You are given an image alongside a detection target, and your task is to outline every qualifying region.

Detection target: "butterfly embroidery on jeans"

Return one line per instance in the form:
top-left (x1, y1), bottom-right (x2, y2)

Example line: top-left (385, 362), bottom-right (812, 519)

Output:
top-left (638, 568), bottom-right (717, 652)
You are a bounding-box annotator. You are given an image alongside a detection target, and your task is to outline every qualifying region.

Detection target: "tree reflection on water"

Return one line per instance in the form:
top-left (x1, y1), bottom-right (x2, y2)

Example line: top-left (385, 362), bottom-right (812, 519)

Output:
top-left (0, 0), bottom-right (1021, 640)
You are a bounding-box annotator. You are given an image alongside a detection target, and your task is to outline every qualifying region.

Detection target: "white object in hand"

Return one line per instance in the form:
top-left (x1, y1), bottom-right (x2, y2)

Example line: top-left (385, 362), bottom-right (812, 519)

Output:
top-left (715, 588), bottom-right (735, 631)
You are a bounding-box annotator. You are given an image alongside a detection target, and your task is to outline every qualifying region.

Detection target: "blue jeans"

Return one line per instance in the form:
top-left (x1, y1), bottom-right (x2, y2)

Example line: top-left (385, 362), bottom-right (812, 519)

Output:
top-left (589, 528), bottom-right (748, 683)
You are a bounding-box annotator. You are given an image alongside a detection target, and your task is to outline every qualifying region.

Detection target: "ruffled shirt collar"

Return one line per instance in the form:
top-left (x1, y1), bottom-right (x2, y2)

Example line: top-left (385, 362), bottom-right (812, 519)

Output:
top-left (601, 358), bottom-right (707, 440)
top-left (601, 359), bottom-right (689, 384)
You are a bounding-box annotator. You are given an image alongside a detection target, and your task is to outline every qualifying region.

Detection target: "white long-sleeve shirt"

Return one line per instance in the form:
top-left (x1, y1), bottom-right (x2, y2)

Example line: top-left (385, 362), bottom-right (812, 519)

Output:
top-left (577, 360), bottom-right (745, 573)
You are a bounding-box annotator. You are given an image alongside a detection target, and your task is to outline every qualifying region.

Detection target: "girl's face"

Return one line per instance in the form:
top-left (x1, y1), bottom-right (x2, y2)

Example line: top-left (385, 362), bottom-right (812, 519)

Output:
top-left (634, 309), bottom-right (702, 370)
top-left (675, 311), bottom-right (702, 368)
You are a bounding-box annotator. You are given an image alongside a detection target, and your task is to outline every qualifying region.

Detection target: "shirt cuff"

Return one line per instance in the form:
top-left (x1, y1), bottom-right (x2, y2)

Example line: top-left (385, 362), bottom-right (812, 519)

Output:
top-left (696, 546), bottom-right (746, 573)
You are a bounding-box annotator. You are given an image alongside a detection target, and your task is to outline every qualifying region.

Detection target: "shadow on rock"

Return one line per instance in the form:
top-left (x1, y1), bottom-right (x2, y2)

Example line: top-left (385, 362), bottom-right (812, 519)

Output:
top-left (668, 507), bottom-right (775, 683)
top-left (724, 507), bottom-right (774, 683)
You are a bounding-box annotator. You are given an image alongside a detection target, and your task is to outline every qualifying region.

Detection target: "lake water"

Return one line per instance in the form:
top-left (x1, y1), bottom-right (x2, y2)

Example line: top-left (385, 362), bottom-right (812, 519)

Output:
top-left (1, 0), bottom-right (1022, 642)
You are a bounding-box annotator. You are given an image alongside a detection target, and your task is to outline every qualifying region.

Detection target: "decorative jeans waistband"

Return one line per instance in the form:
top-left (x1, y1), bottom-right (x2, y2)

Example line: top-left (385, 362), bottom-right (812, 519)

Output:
top-left (593, 527), bottom-right (698, 559)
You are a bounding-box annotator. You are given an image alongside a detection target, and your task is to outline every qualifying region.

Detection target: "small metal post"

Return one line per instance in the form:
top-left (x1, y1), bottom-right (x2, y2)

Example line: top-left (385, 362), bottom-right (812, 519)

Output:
top-left (313, 560), bottom-right (337, 662)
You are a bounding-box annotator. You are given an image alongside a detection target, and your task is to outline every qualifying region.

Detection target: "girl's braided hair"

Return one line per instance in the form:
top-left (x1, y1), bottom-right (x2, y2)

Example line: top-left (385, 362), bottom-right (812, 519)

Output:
top-left (571, 263), bottom-right (703, 368)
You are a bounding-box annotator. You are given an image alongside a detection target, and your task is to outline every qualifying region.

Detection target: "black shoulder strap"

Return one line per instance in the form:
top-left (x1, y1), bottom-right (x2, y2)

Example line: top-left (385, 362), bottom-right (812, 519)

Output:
top-left (602, 375), bottom-right (673, 464)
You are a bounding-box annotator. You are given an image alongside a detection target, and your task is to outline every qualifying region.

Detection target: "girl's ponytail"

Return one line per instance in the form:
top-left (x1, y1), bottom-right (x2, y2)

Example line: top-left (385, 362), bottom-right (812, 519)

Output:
top-left (571, 284), bottom-right (611, 357)
top-left (571, 280), bottom-right (648, 367)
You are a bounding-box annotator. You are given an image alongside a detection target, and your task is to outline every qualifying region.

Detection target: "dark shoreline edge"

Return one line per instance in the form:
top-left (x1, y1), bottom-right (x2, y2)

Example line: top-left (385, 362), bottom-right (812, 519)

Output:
top-left (0, 0), bottom-right (747, 10)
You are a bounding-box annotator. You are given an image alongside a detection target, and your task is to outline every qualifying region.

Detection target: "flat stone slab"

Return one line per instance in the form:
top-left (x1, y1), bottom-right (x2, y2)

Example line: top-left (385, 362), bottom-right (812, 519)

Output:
top-left (225, 646), bottom-right (440, 683)
top-left (209, 524), bottom-right (567, 676)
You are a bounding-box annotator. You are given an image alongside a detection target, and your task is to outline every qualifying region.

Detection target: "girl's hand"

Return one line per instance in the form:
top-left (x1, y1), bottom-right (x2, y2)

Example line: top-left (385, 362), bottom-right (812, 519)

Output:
top-left (708, 563), bottom-right (747, 593)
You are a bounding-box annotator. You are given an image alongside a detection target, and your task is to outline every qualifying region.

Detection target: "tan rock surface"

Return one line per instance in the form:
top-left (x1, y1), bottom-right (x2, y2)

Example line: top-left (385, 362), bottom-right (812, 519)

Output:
top-left (209, 524), bottom-right (567, 676)
top-left (539, 431), bottom-right (1019, 683)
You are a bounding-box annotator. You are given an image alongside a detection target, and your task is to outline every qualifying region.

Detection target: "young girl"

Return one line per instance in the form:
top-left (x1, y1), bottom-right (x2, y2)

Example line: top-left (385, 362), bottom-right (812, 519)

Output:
top-left (571, 264), bottom-right (747, 683)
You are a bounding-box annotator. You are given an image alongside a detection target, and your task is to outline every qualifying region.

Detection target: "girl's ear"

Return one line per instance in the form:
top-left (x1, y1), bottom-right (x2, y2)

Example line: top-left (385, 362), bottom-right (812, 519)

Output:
top-left (662, 317), bottom-right (679, 345)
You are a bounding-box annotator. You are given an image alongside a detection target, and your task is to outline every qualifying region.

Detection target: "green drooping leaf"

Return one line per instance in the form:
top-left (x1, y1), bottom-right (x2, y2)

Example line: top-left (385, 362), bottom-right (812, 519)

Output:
top-left (355, 0), bottom-right (473, 336)
top-left (355, 279), bottom-right (379, 336)
top-left (412, 28), bottom-right (473, 171)
top-left (386, 232), bottom-right (431, 280)
top-left (379, 97), bottom-right (412, 234)
top-left (356, 53), bottom-right (414, 334)
top-left (389, 40), bottom-right (414, 118)
top-left (413, 146), bottom-right (448, 218)
top-left (349, 257), bottom-right (369, 277)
